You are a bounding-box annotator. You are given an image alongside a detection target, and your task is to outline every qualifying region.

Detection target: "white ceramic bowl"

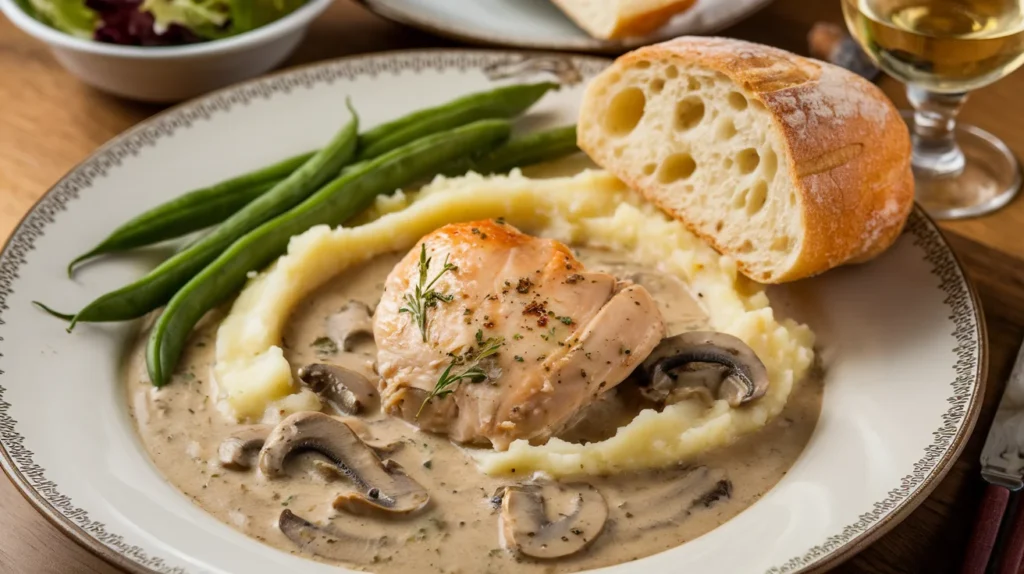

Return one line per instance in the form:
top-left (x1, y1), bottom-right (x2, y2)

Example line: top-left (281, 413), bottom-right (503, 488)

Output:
top-left (0, 0), bottom-right (333, 103)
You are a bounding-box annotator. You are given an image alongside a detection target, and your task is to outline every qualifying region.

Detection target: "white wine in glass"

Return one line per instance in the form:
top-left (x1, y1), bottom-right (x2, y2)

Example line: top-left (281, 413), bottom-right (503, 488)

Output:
top-left (842, 0), bottom-right (1024, 219)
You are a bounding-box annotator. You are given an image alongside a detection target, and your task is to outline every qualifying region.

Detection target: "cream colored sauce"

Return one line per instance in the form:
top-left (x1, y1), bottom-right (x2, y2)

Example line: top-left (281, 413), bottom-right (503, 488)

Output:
top-left (126, 249), bottom-right (822, 573)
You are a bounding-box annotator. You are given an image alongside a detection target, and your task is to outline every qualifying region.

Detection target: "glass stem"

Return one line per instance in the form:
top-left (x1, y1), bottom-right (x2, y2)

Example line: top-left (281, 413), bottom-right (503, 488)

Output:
top-left (906, 85), bottom-right (967, 179)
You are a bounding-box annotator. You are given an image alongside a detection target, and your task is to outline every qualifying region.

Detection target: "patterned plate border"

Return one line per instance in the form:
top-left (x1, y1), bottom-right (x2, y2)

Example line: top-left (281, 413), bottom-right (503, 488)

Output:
top-left (0, 49), bottom-right (986, 574)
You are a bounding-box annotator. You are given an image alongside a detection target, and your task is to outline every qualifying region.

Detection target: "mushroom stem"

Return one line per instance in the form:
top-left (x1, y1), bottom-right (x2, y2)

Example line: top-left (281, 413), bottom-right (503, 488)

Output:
top-left (326, 300), bottom-right (375, 352)
top-left (640, 331), bottom-right (769, 407)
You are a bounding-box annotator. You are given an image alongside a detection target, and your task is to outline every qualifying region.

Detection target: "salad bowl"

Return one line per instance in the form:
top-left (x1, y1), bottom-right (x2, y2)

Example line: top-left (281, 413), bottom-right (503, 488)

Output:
top-left (0, 0), bottom-right (333, 102)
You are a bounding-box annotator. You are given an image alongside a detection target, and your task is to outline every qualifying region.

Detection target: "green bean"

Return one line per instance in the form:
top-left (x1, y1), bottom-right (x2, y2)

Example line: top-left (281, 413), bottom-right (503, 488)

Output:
top-left (356, 82), bottom-right (558, 160)
top-left (66, 152), bottom-right (310, 277)
top-left (66, 82), bottom-right (558, 274)
top-left (446, 124), bottom-right (579, 176)
top-left (146, 119), bottom-right (512, 386)
top-left (38, 104), bottom-right (360, 331)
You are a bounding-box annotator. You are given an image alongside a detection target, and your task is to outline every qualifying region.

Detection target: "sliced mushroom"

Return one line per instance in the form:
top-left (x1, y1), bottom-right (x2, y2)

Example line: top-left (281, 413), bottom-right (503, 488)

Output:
top-left (640, 331), bottom-right (769, 407)
top-left (278, 509), bottom-right (387, 563)
top-left (332, 459), bottom-right (427, 517)
top-left (501, 482), bottom-right (608, 559)
top-left (326, 300), bottom-right (374, 352)
top-left (259, 412), bottom-right (429, 516)
top-left (297, 363), bottom-right (377, 415)
top-left (218, 425), bottom-right (272, 470)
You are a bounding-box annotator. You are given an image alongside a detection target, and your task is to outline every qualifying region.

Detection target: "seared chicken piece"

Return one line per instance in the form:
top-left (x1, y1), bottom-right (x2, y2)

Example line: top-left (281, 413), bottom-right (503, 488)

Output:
top-left (374, 220), bottom-right (666, 450)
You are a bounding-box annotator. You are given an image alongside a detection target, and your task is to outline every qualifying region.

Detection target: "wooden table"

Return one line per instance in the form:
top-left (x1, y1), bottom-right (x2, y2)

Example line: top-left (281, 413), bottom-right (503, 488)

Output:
top-left (2, 1), bottom-right (1023, 572)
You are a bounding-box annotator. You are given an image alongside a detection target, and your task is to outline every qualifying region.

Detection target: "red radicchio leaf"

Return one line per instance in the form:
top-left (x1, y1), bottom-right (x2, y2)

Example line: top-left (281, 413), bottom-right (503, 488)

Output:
top-left (87, 0), bottom-right (203, 46)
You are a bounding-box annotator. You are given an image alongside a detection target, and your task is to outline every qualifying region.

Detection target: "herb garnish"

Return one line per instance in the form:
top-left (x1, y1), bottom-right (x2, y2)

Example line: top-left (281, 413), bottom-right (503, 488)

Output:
top-left (400, 244), bottom-right (457, 342)
top-left (416, 337), bottom-right (504, 418)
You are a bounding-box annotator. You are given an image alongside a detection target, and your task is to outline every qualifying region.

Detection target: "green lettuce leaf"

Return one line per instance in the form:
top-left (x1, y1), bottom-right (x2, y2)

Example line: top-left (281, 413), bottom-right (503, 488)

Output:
top-left (229, 0), bottom-right (305, 35)
top-left (141, 0), bottom-right (231, 39)
top-left (25, 0), bottom-right (98, 38)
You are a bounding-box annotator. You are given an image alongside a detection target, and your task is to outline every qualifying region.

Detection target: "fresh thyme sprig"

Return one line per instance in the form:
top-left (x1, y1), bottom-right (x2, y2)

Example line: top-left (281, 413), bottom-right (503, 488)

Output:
top-left (400, 244), bottom-right (457, 342)
top-left (416, 336), bottom-right (504, 419)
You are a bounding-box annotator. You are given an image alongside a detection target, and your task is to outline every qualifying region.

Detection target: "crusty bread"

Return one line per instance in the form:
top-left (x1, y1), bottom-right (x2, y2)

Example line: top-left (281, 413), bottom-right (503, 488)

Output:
top-left (578, 36), bottom-right (914, 283)
top-left (550, 0), bottom-right (697, 40)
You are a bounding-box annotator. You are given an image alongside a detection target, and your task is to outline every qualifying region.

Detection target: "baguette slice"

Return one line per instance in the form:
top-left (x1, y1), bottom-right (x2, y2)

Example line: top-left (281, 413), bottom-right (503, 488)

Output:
top-left (578, 37), bottom-right (914, 283)
top-left (550, 0), bottom-right (697, 40)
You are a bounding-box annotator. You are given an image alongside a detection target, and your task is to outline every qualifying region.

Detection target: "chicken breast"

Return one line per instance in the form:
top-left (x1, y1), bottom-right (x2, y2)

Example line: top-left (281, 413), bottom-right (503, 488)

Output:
top-left (374, 220), bottom-right (666, 450)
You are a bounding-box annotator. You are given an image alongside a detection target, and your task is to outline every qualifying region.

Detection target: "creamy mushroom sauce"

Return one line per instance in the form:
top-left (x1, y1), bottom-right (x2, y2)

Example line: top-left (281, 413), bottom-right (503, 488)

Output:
top-left (126, 248), bottom-right (822, 573)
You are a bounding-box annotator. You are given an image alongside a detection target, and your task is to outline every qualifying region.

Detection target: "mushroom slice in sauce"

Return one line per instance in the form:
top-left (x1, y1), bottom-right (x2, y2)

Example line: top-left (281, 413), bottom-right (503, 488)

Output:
top-left (326, 300), bottom-right (374, 352)
top-left (259, 412), bottom-right (429, 516)
top-left (332, 459), bottom-right (428, 517)
top-left (501, 482), bottom-right (608, 559)
top-left (297, 363), bottom-right (377, 415)
top-left (218, 425), bottom-right (272, 470)
top-left (640, 331), bottom-right (769, 407)
top-left (278, 509), bottom-right (386, 563)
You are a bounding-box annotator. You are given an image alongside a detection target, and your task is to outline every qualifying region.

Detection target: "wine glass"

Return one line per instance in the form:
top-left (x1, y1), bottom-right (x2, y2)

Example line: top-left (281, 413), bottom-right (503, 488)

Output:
top-left (841, 0), bottom-right (1024, 220)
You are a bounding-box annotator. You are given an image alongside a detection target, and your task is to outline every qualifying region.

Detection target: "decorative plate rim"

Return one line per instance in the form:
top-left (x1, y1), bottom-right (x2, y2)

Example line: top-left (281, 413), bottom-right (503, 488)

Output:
top-left (353, 0), bottom-right (776, 54)
top-left (0, 48), bottom-right (987, 574)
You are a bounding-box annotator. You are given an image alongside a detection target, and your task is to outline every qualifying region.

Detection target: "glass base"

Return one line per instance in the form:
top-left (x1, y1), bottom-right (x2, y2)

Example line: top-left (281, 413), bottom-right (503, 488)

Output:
top-left (901, 110), bottom-right (1022, 220)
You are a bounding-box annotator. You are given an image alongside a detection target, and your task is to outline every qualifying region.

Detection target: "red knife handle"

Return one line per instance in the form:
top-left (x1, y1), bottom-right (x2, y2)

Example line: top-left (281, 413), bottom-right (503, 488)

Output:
top-left (962, 483), bottom-right (1011, 574)
top-left (998, 493), bottom-right (1024, 574)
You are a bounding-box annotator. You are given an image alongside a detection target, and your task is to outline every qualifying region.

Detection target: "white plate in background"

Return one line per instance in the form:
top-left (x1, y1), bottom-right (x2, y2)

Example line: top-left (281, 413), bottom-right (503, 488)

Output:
top-left (356, 0), bottom-right (774, 53)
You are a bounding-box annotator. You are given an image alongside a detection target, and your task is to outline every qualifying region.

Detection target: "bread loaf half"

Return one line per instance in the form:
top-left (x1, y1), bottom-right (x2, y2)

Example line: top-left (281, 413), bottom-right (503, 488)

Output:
top-left (550, 0), bottom-right (696, 40)
top-left (578, 36), bottom-right (914, 283)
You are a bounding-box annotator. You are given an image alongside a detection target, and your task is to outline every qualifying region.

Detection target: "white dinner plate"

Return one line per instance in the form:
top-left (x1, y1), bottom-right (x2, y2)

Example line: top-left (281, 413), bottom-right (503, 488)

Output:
top-left (0, 49), bottom-right (985, 574)
top-left (356, 0), bottom-right (775, 53)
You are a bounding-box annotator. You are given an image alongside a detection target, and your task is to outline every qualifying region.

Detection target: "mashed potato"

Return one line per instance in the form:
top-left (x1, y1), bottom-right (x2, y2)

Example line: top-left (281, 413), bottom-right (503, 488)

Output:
top-left (213, 169), bottom-right (815, 475)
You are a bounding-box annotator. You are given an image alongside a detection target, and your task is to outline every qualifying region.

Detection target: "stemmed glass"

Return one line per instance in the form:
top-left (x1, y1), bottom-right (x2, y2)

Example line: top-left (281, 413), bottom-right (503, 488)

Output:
top-left (841, 0), bottom-right (1024, 219)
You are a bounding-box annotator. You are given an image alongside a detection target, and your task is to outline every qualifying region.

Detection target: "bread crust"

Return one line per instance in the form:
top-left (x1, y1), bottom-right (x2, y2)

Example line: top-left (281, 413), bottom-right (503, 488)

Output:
top-left (579, 36), bottom-right (914, 283)
top-left (551, 0), bottom-right (697, 39)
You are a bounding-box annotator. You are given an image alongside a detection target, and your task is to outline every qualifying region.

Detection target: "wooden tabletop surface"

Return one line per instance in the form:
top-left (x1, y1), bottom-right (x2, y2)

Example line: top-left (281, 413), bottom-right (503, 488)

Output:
top-left (3, 1), bottom-right (1024, 573)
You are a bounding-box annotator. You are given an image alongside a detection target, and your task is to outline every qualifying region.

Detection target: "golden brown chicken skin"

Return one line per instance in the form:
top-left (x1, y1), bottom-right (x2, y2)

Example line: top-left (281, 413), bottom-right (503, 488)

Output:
top-left (374, 220), bottom-right (665, 450)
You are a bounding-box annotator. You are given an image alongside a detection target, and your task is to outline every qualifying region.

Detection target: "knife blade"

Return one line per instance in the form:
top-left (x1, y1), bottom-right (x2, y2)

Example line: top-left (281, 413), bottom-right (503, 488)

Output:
top-left (961, 338), bottom-right (1024, 574)
top-left (981, 339), bottom-right (1024, 490)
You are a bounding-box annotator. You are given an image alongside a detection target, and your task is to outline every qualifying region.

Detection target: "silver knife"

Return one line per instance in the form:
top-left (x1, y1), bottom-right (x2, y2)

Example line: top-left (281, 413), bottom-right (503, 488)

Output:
top-left (981, 340), bottom-right (1024, 490)
top-left (962, 338), bottom-right (1024, 574)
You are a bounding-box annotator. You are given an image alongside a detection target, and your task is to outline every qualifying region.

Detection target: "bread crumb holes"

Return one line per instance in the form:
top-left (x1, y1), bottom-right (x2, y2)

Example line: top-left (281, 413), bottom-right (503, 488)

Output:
top-left (604, 87), bottom-right (646, 137)
top-left (650, 78), bottom-right (665, 93)
top-left (763, 149), bottom-right (778, 179)
top-left (716, 118), bottom-right (737, 139)
top-left (666, 65), bottom-right (679, 78)
top-left (737, 148), bottom-right (760, 174)
top-left (674, 98), bottom-right (705, 131)
top-left (746, 181), bottom-right (768, 214)
top-left (728, 91), bottom-right (748, 111)
top-left (642, 163), bottom-right (657, 176)
top-left (657, 153), bottom-right (697, 183)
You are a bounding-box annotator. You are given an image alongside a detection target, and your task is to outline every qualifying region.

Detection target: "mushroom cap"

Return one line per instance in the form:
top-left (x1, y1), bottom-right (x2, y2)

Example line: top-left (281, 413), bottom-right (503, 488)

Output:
top-left (217, 425), bottom-right (272, 470)
top-left (501, 482), bottom-right (608, 559)
top-left (297, 363), bottom-right (378, 415)
top-left (278, 509), bottom-right (387, 563)
top-left (640, 331), bottom-right (769, 407)
top-left (326, 300), bottom-right (375, 352)
top-left (259, 412), bottom-right (429, 516)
